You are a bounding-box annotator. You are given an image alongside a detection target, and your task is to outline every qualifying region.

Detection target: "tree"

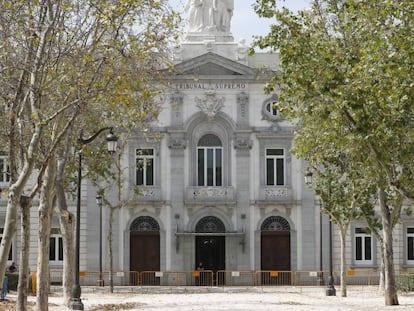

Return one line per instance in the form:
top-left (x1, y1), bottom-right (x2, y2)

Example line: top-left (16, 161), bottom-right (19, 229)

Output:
top-left (0, 0), bottom-right (180, 310)
top-left (309, 161), bottom-right (376, 297)
top-left (253, 0), bottom-right (414, 305)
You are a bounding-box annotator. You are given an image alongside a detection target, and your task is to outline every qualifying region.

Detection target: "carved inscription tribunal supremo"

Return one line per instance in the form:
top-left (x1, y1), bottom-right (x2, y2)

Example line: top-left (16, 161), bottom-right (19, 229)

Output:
top-left (171, 82), bottom-right (247, 90)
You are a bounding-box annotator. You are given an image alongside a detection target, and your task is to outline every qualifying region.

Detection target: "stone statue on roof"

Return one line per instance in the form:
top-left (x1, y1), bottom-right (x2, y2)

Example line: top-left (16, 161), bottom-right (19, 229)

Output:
top-left (185, 0), bottom-right (234, 33)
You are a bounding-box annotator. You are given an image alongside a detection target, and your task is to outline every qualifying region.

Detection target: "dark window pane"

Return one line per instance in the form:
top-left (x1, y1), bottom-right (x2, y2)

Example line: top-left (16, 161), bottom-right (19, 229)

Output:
top-left (198, 149), bottom-right (204, 186)
top-left (216, 149), bottom-right (222, 186)
top-left (365, 237), bottom-right (371, 260)
top-left (136, 166), bottom-right (143, 185)
top-left (276, 158), bottom-right (284, 185)
top-left (272, 103), bottom-right (278, 116)
top-left (356, 237), bottom-right (362, 260)
top-left (198, 134), bottom-right (222, 146)
top-left (146, 159), bottom-right (154, 186)
top-left (408, 237), bottom-right (414, 260)
top-left (408, 228), bottom-right (414, 234)
top-left (266, 159), bottom-right (274, 186)
top-left (136, 149), bottom-right (153, 156)
top-left (50, 237), bottom-right (56, 260)
top-left (355, 228), bottom-right (366, 234)
top-left (59, 238), bottom-right (64, 261)
top-left (207, 149), bottom-right (214, 186)
top-left (266, 149), bottom-right (284, 156)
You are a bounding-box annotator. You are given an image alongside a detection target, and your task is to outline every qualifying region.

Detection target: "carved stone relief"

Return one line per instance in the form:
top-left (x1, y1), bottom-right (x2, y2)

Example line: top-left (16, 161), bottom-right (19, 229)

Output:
top-left (196, 90), bottom-right (225, 120)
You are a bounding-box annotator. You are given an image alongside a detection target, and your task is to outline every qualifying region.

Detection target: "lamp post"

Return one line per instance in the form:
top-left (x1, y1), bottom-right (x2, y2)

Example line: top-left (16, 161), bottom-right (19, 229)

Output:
top-left (96, 195), bottom-right (104, 287)
top-left (69, 128), bottom-right (118, 310)
top-left (304, 169), bottom-right (336, 296)
top-left (318, 199), bottom-right (324, 286)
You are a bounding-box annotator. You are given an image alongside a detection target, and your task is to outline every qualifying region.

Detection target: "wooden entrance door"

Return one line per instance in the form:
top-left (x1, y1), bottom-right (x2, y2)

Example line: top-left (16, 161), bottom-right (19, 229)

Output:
top-left (261, 231), bottom-right (290, 271)
top-left (130, 231), bottom-right (160, 285)
top-left (130, 231), bottom-right (160, 272)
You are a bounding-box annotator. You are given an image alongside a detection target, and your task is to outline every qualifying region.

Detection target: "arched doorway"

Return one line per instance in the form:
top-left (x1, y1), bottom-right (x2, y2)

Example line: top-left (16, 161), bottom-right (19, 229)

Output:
top-left (261, 216), bottom-right (291, 271)
top-left (195, 216), bottom-right (226, 272)
top-left (130, 216), bottom-right (160, 284)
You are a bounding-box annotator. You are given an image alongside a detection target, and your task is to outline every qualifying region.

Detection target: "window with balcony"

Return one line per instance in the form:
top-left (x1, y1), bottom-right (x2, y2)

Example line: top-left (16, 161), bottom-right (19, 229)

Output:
top-left (136, 149), bottom-right (154, 186)
top-left (49, 234), bottom-right (63, 263)
top-left (354, 228), bottom-right (373, 265)
top-left (197, 134), bottom-right (222, 187)
top-left (265, 148), bottom-right (285, 186)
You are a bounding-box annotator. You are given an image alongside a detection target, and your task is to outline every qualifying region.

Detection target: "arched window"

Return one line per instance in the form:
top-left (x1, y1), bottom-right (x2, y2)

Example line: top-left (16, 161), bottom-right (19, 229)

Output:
top-left (197, 134), bottom-right (222, 186)
top-left (130, 216), bottom-right (160, 232)
top-left (196, 216), bottom-right (226, 233)
top-left (261, 216), bottom-right (290, 231)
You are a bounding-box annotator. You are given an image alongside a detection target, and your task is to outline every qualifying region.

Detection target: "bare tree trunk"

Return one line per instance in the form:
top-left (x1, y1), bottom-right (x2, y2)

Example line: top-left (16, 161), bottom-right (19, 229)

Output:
top-left (378, 244), bottom-right (385, 294)
top-left (378, 187), bottom-right (399, 306)
top-left (339, 225), bottom-right (347, 297)
top-left (59, 210), bottom-right (75, 306)
top-left (0, 194), bottom-right (19, 290)
top-left (56, 149), bottom-right (75, 306)
top-left (36, 159), bottom-right (56, 311)
top-left (17, 195), bottom-right (32, 311)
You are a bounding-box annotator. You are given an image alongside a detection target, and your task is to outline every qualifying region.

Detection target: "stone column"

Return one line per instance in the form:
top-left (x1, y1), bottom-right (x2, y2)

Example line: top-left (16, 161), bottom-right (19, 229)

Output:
top-left (168, 135), bottom-right (186, 271)
top-left (234, 135), bottom-right (252, 270)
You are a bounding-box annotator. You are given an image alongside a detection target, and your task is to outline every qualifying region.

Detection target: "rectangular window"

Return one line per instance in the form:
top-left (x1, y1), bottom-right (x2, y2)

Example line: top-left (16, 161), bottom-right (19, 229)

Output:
top-left (355, 228), bottom-right (373, 264)
top-left (265, 149), bottom-right (285, 186)
top-left (49, 234), bottom-right (63, 262)
top-left (197, 147), bottom-right (223, 186)
top-left (0, 156), bottom-right (10, 184)
top-left (407, 228), bottom-right (414, 264)
top-left (136, 149), bottom-right (154, 186)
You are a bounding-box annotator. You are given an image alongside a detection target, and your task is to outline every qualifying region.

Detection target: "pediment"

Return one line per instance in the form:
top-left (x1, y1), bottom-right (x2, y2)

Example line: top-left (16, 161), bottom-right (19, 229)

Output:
top-left (172, 52), bottom-right (255, 77)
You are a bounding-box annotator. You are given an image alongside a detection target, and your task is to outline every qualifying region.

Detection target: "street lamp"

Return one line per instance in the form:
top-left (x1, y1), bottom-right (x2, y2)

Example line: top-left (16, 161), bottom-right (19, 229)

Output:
top-left (69, 127), bottom-right (118, 310)
top-left (317, 197), bottom-right (324, 286)
top-left (304, 169), bottom-right (336, 296)
top-left (96, 195), bottom-right (104, 287)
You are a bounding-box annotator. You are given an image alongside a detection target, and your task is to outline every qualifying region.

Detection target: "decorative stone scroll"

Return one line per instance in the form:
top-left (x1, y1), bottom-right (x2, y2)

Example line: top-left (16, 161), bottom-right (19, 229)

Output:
top-left (234, 138), bottom-right (252, 150)
top-left (237, 91), bottom-right (249, 126)
top-left (171, 91), bottom-right (184, 126)
top-left (168, 138), bottom-right (187, 149)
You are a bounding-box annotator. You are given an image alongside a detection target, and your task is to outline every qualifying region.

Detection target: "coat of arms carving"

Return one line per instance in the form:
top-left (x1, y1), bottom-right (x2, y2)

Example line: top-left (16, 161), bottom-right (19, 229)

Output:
top-left (195, 91), bottom-right (225, 120)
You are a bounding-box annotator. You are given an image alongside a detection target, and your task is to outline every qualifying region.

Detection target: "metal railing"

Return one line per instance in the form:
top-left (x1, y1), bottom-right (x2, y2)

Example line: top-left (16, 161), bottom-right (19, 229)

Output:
top-left (43, 269), bottom-right (383, 289)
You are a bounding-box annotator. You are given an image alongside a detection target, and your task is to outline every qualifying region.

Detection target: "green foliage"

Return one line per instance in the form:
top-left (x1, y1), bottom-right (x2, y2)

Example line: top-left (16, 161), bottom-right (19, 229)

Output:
top-left (252, 0), bottom-right (414, 202)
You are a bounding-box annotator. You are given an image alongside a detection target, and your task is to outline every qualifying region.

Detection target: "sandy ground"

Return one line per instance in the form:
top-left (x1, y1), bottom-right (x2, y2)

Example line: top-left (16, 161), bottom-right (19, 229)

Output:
top-left (3, 287), bottom-right (414, 311)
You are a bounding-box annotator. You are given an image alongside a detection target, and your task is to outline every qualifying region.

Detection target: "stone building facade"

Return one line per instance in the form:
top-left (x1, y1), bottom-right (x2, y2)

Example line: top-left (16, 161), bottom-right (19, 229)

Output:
top-left (1, 3), bottom-right (414, 283)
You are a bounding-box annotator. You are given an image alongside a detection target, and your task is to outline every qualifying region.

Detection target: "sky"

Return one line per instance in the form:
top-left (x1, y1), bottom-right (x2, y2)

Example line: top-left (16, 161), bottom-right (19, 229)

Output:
top-left (168, 0), bottom-right (312, 44)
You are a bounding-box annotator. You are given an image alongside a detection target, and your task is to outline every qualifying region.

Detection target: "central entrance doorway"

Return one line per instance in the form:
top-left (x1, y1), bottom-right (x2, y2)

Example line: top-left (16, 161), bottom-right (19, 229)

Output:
top-left (194, 216), bottom-right (226, 285)
top-left (195, 236), bottom-right (225, 272)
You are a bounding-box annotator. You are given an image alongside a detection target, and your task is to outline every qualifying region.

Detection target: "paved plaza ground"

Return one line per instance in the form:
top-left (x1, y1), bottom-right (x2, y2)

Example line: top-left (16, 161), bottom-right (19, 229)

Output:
top-left (3, 286), bottom-right (414, 310)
